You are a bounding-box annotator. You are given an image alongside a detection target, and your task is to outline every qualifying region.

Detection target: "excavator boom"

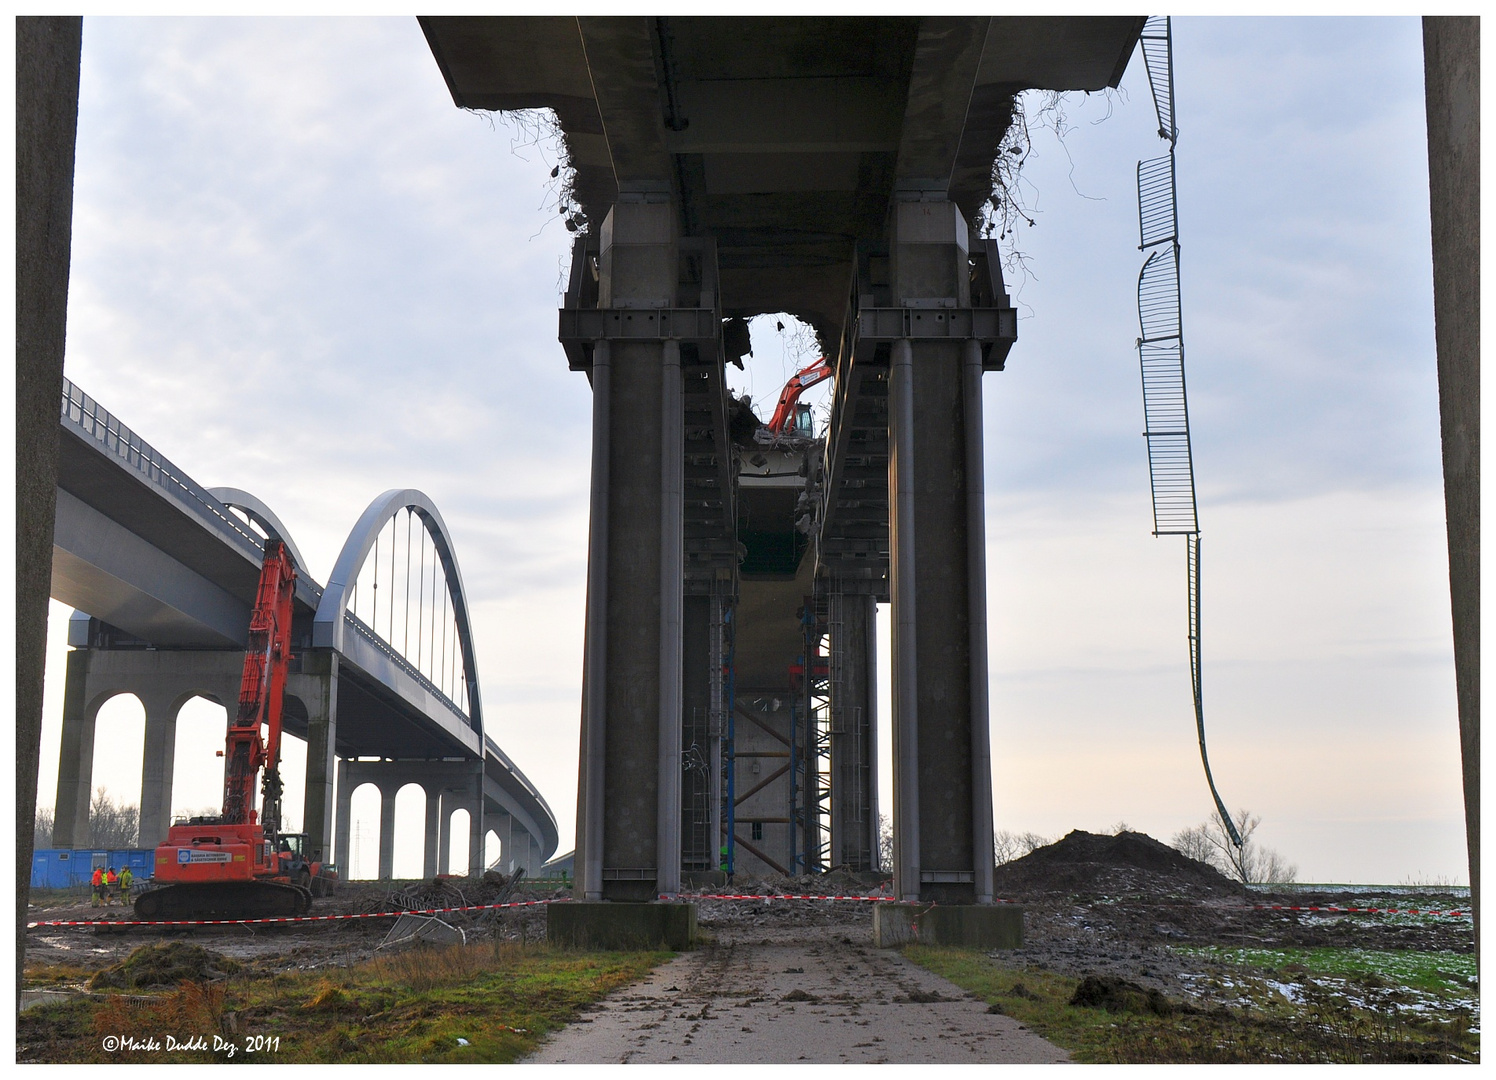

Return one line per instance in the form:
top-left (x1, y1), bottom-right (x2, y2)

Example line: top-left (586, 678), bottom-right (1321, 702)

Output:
top-left (767, 358), bottom-right (832, 435)
top-left (134, 540), bottom-right (314, 919)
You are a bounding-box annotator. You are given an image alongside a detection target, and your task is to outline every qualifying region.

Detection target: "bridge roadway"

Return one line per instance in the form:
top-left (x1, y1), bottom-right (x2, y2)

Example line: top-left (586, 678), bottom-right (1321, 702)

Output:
top-left (48, 377), bottom-right (558, 878)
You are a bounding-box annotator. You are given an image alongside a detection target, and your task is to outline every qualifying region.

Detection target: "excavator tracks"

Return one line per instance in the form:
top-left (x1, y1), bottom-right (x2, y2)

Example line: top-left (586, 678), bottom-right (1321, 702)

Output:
top-left (133, 881), bottom-right (312, 920)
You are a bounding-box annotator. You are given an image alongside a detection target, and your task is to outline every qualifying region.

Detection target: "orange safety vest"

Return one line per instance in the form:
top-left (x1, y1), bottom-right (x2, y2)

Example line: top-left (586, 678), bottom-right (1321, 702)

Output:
top-left (105, 870), bottom-right (118, 885)
top-left (92, 868), bottom-right (104, 888)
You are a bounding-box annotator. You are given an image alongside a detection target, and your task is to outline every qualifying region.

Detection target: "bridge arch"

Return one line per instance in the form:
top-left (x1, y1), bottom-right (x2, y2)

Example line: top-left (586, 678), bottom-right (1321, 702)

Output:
top-left (312, 489), bottom-right (483, 731)
top-left (209, 487), bottom-right (308, 573)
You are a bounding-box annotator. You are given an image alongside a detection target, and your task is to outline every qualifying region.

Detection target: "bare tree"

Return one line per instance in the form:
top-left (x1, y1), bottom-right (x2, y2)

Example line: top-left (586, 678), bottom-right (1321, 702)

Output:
top-left (33, 806), bottom-right (53, 849)
top-left (1171, 823), bottom-right (1219, 869)
top-left (876, 813), bottom-right (893, 874)
top-left (1256, 846), bottom-right (1300, 886)
top-left (994, 830), bottom-right (1050, 866)
top-left (1177, 808), bottom-right (1298, 886)
top-left (88, 787), bottom-right (139, 849)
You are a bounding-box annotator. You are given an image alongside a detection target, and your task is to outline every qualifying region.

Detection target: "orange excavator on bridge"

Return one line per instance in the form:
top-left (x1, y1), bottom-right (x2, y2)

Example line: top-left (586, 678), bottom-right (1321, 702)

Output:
top-left (766, 358), bottom-right (833, 437)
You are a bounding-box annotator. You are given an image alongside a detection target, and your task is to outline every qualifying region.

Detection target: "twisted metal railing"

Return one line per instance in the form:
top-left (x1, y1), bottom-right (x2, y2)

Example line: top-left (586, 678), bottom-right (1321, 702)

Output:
top-left (1135, 16), bottom-right (1240, 845)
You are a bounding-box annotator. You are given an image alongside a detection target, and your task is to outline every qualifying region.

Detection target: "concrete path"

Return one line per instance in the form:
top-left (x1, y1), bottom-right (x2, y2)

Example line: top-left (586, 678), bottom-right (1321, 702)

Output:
top-left (526, 924), bottom-right (1069, 1064)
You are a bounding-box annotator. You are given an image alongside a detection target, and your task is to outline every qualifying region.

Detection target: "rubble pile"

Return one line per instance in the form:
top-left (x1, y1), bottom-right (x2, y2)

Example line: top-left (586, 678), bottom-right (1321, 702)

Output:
top-left (994, 830), bottom-right (1238, 899)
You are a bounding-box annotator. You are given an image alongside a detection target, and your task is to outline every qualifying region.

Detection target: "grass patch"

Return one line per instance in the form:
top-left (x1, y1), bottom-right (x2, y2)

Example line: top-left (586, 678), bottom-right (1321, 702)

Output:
top-left (20, 940), bottom-right (669, 1064)
top-left (1175, 945), bottom-right (1476, 998)
top-left (905, 946), bottom-right (1478, 1064)
top-left (23, 960), bottom-right (93, 988)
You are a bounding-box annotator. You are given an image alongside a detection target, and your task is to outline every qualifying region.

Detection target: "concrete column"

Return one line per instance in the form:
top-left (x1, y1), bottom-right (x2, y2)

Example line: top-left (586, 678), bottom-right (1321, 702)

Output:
top-left (377, 785), bottom-right (397, 880)
top-left (657, 338), bottom-right (684, 895)
top-left (468, 762), bottom-right (485, 877)
top-left (293, 651), bottom-right (339, 864)
top-left (963, 337), bottom-right (996, 905)
top-left (578, 338), bottom-right (611, 900)
top-left (889, 336), bottom-right (921, 901)
top-left (18, 14), bottom-right (83, 995)
top-left (594, 197), bottom-right (683, 902)
top-left (423, 785), bottom-right (441, 879)
top-left (51, 650), bottom-right (96, 848)
top-left (708, 591), bottom-right (725, 875)
top-left (1423, 16), bottom-right (1479, 942)
top-left (333, 758), bottom-right (351, 875)
top-left (137, 693), bottom-right (179, 847)
top-left (886, 198), bottom-right (994, 904)
top-left (681, 594), bottom-right (713, 873)
top-left (438, 792), bottom-right (452, 875)
top-left (830, 591), bottom-right (878, 872)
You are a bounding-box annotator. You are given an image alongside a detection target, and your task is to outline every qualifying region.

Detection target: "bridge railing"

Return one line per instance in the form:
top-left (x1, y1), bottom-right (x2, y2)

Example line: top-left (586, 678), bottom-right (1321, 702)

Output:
top-left (483, 732), bottom-right (554, 823)
top-left (61, 379), bottom-right (489, 739)
top-left (341, 608), bottom-right (477, 732)
top-left (60, 377), bottom-right (268, 562)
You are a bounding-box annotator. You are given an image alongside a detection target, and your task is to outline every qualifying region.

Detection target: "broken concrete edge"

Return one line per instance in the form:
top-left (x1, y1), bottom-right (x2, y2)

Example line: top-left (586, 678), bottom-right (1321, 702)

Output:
top-left (546, 901), bottom-right (698, 951)
top-left (872, 902), bottom-right (1024, 949)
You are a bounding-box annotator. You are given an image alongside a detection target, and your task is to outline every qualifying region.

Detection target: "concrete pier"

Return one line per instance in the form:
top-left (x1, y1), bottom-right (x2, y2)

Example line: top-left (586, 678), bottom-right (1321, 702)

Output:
top-left (575, 196), bottom-right (691, 904)
top-left (887, 199), bottom-right (996, 904)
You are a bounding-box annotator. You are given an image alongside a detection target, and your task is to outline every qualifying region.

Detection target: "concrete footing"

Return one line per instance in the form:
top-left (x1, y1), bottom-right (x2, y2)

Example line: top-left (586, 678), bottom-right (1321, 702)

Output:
top-left (872, 903), bottom-right (1023, 949)
top-left (548, 902), bottom-right (697, 950)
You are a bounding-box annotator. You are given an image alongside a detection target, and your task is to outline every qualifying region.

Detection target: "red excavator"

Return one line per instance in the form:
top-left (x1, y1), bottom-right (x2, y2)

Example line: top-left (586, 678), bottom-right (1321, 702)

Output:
top-left (766, 358), bottom-right (833, 437)
top-left (134, 540), bottom-right (336, 918)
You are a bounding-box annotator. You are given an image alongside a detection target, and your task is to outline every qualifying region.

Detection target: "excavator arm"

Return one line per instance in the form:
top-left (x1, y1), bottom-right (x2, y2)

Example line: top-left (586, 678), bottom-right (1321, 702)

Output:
top-left (767, 359), bottom-right (833, 435)
top-left (222, 540), bottom-right (296, 831)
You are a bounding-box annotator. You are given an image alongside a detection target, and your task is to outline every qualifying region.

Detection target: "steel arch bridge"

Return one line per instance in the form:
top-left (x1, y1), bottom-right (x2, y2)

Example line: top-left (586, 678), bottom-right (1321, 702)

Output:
top-left (50, 378), bottom-right (558, 879)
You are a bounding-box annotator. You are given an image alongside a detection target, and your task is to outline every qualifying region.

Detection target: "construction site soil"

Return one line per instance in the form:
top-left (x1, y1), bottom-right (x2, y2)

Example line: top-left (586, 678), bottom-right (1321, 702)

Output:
top-left (24, 831), bottom-right (1475, 1060)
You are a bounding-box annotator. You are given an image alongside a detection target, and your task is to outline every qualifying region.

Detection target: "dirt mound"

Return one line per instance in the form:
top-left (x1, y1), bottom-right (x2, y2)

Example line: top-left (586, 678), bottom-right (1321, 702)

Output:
top-left (88, 942), bottom-right (241, 990)
top-left (993, 830), bottom-right (1238, 898)
top-left (1069, 973), bottom-right (1174, 1016)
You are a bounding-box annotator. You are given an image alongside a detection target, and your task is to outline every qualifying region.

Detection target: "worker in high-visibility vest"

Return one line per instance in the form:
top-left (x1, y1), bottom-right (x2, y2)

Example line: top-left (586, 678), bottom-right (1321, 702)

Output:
top-left (119, 866), bottom-right (134, 906)
top-left (91, 866), bottom-right (104, 907)
top-left (104, 867), bottom-right (119, 906)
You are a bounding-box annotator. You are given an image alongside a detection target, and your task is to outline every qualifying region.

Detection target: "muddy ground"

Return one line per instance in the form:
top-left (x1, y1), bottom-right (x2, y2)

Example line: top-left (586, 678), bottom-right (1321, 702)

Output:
top-left (25, 830), bottom-right (1475, 1024)
top-left (25, 874), bottom-right (556, 984)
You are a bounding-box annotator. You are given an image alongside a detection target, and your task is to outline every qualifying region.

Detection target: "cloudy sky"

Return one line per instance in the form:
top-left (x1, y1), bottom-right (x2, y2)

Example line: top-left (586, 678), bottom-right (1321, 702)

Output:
top-left (38, 16), bottom-right (1465, 885)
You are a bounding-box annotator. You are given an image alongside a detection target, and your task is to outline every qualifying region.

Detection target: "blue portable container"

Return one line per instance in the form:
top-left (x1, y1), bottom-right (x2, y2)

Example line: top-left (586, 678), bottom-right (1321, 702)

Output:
top-left (31, 849), bottom-right (154, 890)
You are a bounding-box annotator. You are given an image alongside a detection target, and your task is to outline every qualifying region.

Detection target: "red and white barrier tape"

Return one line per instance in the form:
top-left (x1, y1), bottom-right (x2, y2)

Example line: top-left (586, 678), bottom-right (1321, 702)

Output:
top-left (27, 896), bottom-right (568, 929)
top-left (28, 893), bottom-right (1472, 930)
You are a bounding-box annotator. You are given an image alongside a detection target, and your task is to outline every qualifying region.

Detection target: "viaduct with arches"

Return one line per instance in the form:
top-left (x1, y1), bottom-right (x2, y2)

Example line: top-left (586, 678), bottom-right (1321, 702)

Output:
top-left (48, 378), bottom-right (559, 881)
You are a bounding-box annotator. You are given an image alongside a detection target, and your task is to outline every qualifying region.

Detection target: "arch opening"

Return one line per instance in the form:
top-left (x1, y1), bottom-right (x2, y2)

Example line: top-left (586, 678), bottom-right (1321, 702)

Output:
top-left (446, 808), bottom-right (470, 875)
top-left (90, 693), bottom-right (145, 847)
top-left (347, 783), bottom-right (382, 880)
top-left (484, 829), bottom-right (501, 871)
top-left (392, 783), bottom-right (426, 879)
top-left (171, 696), bottom-right (228, 824)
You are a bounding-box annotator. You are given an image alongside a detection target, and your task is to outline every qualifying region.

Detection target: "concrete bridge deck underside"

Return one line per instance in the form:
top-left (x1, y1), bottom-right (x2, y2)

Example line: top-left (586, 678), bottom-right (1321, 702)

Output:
top-left (423, 16), bottom-right (1144, 904)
